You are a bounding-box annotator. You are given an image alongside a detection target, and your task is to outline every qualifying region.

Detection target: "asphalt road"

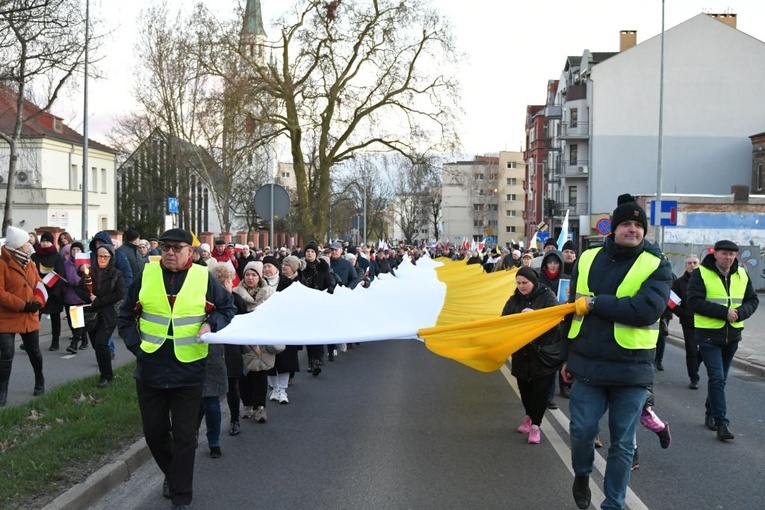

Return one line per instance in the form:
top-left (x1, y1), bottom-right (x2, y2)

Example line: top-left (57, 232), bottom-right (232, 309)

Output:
top-left (88, 338), bottom-right (765, 510)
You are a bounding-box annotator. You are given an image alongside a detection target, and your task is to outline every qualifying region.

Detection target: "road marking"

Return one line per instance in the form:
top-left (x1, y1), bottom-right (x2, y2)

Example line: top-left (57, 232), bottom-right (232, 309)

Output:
top-left (500, 364), bottom-right (649, 510)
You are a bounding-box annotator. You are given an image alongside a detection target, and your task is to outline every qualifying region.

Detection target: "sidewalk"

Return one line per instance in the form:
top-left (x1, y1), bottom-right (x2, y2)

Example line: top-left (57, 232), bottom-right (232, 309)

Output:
top-left (27, 299), bottom-right (765, 509)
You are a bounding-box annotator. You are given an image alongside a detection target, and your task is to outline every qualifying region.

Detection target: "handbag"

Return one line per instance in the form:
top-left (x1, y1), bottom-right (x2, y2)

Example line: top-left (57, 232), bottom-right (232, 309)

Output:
top-left (83, 308), bottom-right (99, 332)
top-left (531, 341), bottom-right (561, 368)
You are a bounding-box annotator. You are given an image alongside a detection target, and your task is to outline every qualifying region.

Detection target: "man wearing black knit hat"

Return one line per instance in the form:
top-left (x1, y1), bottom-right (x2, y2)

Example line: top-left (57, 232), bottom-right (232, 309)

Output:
top-left (561, 194), bottom-right (672, 509)
top-left (687, 239), bottom-right (758, 441)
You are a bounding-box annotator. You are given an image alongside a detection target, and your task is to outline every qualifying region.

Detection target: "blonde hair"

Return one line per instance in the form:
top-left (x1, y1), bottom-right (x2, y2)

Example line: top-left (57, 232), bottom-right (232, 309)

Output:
top-left (210, 264), bottom-right (235, 287)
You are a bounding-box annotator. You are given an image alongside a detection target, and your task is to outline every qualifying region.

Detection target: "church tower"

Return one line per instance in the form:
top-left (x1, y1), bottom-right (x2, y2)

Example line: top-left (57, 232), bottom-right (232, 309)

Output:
top-left (241, 0), bottom-right (267, 66)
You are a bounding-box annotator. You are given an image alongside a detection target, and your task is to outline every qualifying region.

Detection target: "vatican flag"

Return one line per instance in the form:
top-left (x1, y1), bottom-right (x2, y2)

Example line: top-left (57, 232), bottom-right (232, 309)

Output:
top-left (202, 257), bottom-right (583, 372)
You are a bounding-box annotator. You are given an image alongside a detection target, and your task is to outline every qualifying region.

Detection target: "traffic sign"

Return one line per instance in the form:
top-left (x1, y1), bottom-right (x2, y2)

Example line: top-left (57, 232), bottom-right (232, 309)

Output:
top-left (596, 218), bottom-right (611, 235)
top-left (650, 200), bottom-right (678, 226)
top-left (537, 232), bottom-right (550, 242)
top-left (168, 197), bottom-right (178, 214)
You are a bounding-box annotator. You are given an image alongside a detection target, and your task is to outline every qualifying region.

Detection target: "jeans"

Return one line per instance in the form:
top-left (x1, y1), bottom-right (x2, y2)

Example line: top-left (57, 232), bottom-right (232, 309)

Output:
top-left (681, 324), bottom-right (701, 383)
top-left (570, 381), bottom-right (647, 510)
top-left (698, 339), bottom-right (738, 427)
top-left (198, 396), bottom-right (222, 448)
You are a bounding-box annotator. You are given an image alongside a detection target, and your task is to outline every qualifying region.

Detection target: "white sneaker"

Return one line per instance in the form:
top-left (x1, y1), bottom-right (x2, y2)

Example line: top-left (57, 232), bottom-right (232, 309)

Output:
top-left (332, 349), bottom-right (338, 358)
top-left (254, 406), bottom-right (267, 423)
top-left (269, 389), bottom-right (279, 401)
top-left (340, 343), bottom-right (347, 352)
top-left (241, 406), bottom-right (254, 419)
top-left (278, 389), bottom-right (289, 404)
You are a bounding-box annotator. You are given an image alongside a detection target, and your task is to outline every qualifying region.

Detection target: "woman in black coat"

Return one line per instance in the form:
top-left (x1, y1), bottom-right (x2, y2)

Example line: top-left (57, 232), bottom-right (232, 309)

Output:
top-left (299, 242), bottom-right (336, 375)
top-left (502, 267), bottom-right (561, 445)
top-left (75, 244), bottom-right (124, 387)
top-left (31, 232), bottom-right (66, 351)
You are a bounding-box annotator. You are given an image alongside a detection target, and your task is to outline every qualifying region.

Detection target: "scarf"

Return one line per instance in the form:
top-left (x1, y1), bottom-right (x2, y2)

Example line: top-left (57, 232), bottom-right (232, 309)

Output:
top-left (264, 273), bottom-right (279, 288)
top-left (543, 267), bottom-right (559, 281)
top-left (8, 246), bottom-right (31, 269)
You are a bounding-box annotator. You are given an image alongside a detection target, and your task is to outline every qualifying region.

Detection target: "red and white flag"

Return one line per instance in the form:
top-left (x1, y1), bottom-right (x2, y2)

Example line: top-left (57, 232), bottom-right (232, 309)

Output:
top-left (34, 281), bottom-right (48, 307)
top-left (42, 271), bottom-right (60, 287)
top-left (667, 290), bottom-right (682, 309)
top-left (234, 244), bottom-right (246, 254)
top-left (75, 253), bottom-right (90, 266)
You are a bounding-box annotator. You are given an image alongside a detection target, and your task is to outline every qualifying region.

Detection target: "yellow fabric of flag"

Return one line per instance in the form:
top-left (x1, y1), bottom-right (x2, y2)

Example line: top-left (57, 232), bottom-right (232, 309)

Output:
top-left (417, 259), bottom-right (587, 372)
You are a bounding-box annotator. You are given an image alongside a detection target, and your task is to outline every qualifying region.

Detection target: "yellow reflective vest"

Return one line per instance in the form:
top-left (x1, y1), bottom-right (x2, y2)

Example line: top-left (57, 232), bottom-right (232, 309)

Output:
top-left (138, 263), bottom-right (209, 362)
top-left (694, 265), bottom-right (748, 329)
top-left (568, 247), bottom-right (662, 350)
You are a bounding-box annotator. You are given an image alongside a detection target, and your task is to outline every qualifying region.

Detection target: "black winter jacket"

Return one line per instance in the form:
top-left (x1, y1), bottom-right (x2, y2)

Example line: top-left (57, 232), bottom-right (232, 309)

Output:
top-left (562, 235), bottom-right (672, 387)
top-left (32, 247), bottom-right (66, 314)
top-left (503, 284), bottom-right (562, 381)
top-left (300, 258), bottom-right (336, 293)
top-left (74, 245), bottom-right (125, 329)
top-left (671, 271), bottom-right (694, 327)
top-left (117, 261), bottom-right (237, 388)
top-left (686, 253), bottom-right (759, 345)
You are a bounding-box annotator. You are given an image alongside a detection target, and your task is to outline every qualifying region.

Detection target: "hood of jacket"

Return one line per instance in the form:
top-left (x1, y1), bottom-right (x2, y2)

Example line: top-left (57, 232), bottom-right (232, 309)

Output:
top-left (89, 231), bottom-right (114, 252)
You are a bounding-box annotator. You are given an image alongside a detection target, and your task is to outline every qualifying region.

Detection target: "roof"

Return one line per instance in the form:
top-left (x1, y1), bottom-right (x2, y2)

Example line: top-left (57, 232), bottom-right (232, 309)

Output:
top-left (590, 52), bottom-right (618, 64)
top-left (242, 0), bottom-right (266, 37)
top-left (0, 85), bottom-right (117, 154)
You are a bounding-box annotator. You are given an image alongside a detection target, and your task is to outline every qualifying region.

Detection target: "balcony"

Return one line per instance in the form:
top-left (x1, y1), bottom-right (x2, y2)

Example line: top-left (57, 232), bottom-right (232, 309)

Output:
top-left (560, 122), bottom-right (589, 140)
top-left (544, 105), bottom-right (562, 118)
top-left (549, 201), bottom-right (589, 216)
top-left (561, 160), bottom-right (590, 178)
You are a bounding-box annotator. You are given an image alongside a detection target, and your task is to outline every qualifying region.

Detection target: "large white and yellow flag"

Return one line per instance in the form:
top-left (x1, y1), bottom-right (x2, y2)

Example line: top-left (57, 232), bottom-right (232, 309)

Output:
top-left (202, 257), bottom-right (585, 372)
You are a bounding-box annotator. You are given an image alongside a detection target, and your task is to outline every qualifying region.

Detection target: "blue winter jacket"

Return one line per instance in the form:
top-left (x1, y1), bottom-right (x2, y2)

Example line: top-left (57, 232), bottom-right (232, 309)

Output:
top-left (89, 231), bottom-right (133, 299)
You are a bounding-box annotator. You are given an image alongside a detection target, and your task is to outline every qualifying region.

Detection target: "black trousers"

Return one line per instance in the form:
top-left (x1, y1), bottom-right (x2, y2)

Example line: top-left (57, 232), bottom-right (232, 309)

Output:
top-left (517, 372), bottom-right (556, 426)
top-left (64, 307), bottom-right (86, 341)
top-left (682, 323), bottom-right (702, 383)
top-left (0, 331), bottom-right (43, 383)
top-left (241, 370), bottom-right (268, 408)
top-left (87, 320), bottom-right (114, 380)
top-left (306, 344), bottom-right (324, 361)
top-left (136, 380), bottom-right (203, 506)
top-left (227, 376), bottom-right (241, 421)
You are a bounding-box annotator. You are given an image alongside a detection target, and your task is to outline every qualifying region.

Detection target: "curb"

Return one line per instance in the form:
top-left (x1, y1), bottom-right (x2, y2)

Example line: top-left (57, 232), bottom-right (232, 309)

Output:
top-left (666, 333), bottom-right (765, 379)
top-left (42, 439), bottom-right (152, 510)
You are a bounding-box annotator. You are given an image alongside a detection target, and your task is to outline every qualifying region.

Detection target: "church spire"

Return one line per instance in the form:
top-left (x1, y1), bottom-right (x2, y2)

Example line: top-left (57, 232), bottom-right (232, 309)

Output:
top-left (242, 0), bottom-right (266, 38)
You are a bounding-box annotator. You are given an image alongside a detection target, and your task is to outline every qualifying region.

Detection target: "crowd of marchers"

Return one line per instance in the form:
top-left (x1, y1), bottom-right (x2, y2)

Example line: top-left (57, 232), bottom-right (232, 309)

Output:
top-left (0, 207), bottom-right (759, 510)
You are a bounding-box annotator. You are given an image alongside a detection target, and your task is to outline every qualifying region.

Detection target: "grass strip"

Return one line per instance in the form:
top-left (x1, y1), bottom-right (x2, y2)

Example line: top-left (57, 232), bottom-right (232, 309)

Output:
top-left (0, 362), bottom-right (144, 509)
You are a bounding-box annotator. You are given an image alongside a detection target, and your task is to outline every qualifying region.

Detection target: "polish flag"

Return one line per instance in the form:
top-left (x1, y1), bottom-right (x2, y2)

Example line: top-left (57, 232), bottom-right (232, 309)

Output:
top-left (667, 290), bottom-right (682, 309)
top-left (234, 244), bottom-right (246, 253)
top-left (34, 281), bottom-right (48, 307)
top-left (75, 253), bottom-right (90, 266)
top-left (42, 271), bottom-right (60, 287)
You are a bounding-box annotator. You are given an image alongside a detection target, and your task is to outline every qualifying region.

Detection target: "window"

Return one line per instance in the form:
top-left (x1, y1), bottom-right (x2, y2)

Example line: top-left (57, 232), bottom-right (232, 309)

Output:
top-left (570, 108), bottom-right (578, 128)
top-left (506, 161), bottom-right (517, 169)
top-left (569, 186), bottom-right (577, 207)
top-left (505, 226), bottom-right (516, 233)
top-left (489, 173), bottom-right (498, 180)
top-left (473, 219), bottom-right (483, 227)
top-left (569, 144), bottom-right (578, 166)
top-left (91, 167), bottom-right (97, 192)
top-left (488, 220), bottom-right (498, 227)
top-left (475, 173), bottom-right (484, 180)
top-left (506, 210), bottom-right (516, 217)
top-left (506, 193), bottom-right (517, 201)
top-left (69, 164), bottom-right (78, 190)
top-left (757, 163), bottom-right (764, 191)
top-left (489, 204), bottom-right (498, 211)
top-left (101, 168), bottom-right (107, 193)
top-left (506, 177), bottom-right (517, 186)
top-left (473, 203), bottom-right (484, 211)
top-left (281, 171), bottom-right (290, 178)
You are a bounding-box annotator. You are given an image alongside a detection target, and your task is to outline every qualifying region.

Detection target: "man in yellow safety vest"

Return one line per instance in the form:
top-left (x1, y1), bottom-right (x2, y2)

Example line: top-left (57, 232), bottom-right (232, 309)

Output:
top-left (561, 194), bottom-right (672, 510)
top-left (686, 239), bottom-right (758, 442)
top-left (118, 229), bottom-right (236, 509)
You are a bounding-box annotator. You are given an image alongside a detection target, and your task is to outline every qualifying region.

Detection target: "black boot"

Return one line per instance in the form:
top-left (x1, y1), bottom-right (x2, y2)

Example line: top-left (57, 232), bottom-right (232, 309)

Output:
top-left (79, 338), bottom-right (89, 350)
top-left (0, 382), bottom-right (7, 407)
top-left (48, 339), bottom-right (59, 351)
top-left (717, 424), bottom-right (734, 441)
top-left (0, 359), bottom-right (12, 406)
top-left (33, 371), bottom-right (45, 397)
top-left (66, 338), bottom-right (79, 354)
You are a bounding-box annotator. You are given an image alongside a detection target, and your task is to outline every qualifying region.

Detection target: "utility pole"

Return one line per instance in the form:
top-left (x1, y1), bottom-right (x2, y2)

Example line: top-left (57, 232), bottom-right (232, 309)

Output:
top-left (81, 0), bottom-right (90, 240)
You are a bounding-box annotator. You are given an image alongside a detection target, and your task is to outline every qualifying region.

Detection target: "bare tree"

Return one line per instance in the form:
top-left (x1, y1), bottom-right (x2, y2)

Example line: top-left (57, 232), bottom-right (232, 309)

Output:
top-left (239, 0), bottom-right (461, 241)
top-left (0, 0), bottom-right (87, 234)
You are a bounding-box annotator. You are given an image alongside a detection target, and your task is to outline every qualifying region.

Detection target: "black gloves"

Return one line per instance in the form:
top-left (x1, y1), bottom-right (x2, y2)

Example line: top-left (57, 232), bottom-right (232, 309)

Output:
top-left (22, 302), bottom-right (41, 313)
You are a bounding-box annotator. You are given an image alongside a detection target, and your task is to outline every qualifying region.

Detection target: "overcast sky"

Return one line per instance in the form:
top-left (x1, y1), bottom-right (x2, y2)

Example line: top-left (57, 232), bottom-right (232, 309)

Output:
top-left (54, 0), bottom-right (765, 157)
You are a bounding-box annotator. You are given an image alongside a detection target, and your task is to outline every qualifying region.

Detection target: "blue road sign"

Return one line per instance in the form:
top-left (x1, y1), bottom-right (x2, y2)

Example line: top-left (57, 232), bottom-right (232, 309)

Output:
top-left (537, 232), bottom-right (550, 242)
top-left (650, 200), bottom-right (678, 226)
top-left (168, 197), bottom-right (179, 214)
top-left (596, 218), bottom-right (611, 235)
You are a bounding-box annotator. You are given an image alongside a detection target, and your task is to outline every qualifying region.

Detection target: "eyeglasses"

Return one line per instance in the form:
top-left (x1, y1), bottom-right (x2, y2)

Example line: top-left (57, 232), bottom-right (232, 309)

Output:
top-left (97, 255), bottom-right (111, 259)
top-left (160, 243), bottom-right (190, 253)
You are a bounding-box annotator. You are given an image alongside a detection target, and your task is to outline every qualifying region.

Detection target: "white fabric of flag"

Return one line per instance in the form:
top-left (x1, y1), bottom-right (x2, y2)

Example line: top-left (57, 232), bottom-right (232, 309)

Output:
top-left (203, 258), bottom-right (446, 345)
